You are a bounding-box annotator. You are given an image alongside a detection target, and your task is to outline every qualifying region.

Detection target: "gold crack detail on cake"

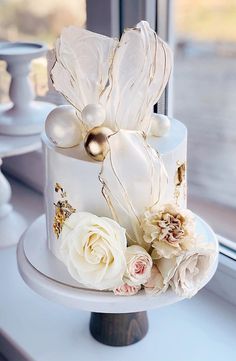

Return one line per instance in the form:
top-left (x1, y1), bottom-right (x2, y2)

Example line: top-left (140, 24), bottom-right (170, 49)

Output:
top-left (175, 163), bottom-right (186, 187)
top-left (53, 183), bottom-right (76, 239)
top-left (55, 182), bottom-right (67, 198)
top-left (174, 162), bottom-right (186, 205)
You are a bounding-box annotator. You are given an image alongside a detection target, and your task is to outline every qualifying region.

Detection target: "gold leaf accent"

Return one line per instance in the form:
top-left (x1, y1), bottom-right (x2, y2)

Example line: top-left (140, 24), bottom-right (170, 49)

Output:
top-left (53, 184), bottom-right (76, 238)
top-left (55, 182), bottom-right (62, 193)
top-left (175, 163), bottom-right (186, 187)
top-left (55, 182), bottom-right (67, 198)
top-left (174, 162), bottom-right (186, 205)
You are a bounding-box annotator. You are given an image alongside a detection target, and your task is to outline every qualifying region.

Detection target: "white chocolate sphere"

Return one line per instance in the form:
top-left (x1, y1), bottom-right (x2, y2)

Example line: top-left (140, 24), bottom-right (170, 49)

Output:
top-left (150, 114), bottom-right (171, 137)
top-left (81, 104), bottom-right (106, 130)
top-left (45, 105), bottom-right (82, 148)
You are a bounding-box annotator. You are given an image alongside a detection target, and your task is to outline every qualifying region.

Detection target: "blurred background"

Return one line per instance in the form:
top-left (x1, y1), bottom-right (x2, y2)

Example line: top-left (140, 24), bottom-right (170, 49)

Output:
top-left (174, 0), bottom-right (236, 241)
top-left (0, 0), bottom-right (235, 241)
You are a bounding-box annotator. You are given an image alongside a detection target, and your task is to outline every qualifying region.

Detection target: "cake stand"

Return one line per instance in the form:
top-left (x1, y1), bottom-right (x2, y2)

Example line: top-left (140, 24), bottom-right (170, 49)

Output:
top-left (0, 42), bottom-right (55, 135)
top-left (17, 214), bottom-right (218, 347)
top-left (0, 134), bottom-right (41, 248)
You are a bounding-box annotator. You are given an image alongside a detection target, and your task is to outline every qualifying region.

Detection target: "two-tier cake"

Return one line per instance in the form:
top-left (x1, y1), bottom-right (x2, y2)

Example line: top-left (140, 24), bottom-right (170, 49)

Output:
top-left (43, 21), bottom-right (217, 297)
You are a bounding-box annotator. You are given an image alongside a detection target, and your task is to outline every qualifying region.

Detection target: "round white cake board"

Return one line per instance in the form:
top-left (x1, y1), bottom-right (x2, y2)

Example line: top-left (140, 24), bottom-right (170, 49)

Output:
top-left (17, 215), bottom-right (218, 313)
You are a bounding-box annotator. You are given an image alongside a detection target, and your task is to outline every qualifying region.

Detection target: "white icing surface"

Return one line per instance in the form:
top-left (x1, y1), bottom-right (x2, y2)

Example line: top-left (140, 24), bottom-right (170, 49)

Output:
top-left (42, 118), bottom-right (187, 257)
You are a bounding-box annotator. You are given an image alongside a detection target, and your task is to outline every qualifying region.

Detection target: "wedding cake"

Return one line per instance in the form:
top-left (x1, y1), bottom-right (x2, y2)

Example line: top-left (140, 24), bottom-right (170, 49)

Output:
top-left (43, 21), bottom-right (217, 297)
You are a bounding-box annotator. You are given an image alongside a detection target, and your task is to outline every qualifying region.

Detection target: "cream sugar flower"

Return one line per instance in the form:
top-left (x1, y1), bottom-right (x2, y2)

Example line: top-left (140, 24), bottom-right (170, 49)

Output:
top-left (144, 265), bottom-right (168, 295)
top-left (156, 246), bottom-right (217, 298)
top-left (142, 203), bottom-right (196, 259)
top-left (59, 212), bottom-right (127, 290)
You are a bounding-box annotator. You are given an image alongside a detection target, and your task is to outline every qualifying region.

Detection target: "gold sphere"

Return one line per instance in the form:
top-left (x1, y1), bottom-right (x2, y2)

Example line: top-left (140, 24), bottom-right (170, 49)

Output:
top-left (84, 127), bottom-right (113, 161)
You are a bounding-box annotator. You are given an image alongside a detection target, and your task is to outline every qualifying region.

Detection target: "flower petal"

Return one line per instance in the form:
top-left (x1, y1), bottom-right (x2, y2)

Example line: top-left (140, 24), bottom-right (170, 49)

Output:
top-left (59, 212), bottom-right (127, 290)
top-left (156, 245), bottom-right (218, 298)
top-left (144, 265), bottom-right (168, 295)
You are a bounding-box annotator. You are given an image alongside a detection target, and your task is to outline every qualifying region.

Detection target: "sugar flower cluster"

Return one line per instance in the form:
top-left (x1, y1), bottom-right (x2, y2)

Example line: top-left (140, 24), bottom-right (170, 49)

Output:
top-left (59, 204), bottom-right (216, 298)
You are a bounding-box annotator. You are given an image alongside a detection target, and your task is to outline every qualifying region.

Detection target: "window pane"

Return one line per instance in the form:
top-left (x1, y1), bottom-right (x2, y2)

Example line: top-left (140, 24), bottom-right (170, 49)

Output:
top-left (174, 0), bottom-right (236, 241)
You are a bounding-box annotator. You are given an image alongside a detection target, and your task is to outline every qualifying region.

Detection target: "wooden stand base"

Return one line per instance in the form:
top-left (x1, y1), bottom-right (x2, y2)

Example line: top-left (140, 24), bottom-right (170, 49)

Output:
top-left (89, 311), bottom-right (148, 346)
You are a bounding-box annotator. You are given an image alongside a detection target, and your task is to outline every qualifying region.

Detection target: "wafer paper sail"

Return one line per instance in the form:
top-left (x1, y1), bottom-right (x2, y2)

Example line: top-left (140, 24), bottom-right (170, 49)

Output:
top-left (100, 130), bottom-right (168, 246)
top-left (51, 21), bottom-right (172, 134)
top-left (102, 21), bottom-right (172, 133)
top-left (51, 26), bottom-right (118, 117)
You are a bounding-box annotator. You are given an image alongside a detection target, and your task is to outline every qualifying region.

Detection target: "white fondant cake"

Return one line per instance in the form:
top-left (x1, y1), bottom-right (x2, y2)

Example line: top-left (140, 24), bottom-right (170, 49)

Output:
top-left (43, 118), bottom-right (187, 259)
top-left (42, 21), bottom-right (217, 297)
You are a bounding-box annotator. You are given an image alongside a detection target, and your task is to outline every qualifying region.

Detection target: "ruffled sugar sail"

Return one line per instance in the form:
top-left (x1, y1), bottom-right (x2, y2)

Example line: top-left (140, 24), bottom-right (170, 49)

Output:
top-left (51, 21), bottom-right (172, 134)
top-left (103, 21), bottom-right (172, 133)
top-left (100, 130), bottom-right (168, 246)
top-left (51, 26), bottom-right (118, 120)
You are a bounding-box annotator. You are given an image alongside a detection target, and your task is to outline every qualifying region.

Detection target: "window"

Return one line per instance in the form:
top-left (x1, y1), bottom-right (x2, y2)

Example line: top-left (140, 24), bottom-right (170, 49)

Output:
top-left (174, 0), bottom-right (236, 245)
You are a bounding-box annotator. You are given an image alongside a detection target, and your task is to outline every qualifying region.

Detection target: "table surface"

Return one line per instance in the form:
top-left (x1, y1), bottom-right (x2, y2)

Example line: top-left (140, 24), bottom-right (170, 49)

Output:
top-left (0, 133), bottom-right (41, 158)
top-left (1, 178), bottom-right (236, 361)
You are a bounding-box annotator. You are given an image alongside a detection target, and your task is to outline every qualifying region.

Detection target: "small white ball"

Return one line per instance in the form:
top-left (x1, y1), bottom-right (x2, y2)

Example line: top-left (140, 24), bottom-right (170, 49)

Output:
top-left (81, 104), bottom-right (106, 130)
top-left (150, 114), bottom-right (171, 137)
top-left (45, 105), bottom-right (82, 148)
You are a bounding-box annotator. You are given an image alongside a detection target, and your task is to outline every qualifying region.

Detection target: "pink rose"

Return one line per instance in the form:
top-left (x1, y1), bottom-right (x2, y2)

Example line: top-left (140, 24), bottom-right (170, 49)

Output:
top-left (113, 283), bottom-right (141, 296)
top-left (124, 245), bottom-right (153, 286)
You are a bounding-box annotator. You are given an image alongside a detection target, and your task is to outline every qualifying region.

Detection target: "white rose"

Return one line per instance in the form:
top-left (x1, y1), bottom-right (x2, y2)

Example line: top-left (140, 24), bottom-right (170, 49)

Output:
top-left (142, 203), bottom-right (196, 259)
top-left (157, 245), bottom-right (217, 298)
top-left (60, 212), bottom-right (127, 290)
top-left (123, 245), bottom-right (153, 286)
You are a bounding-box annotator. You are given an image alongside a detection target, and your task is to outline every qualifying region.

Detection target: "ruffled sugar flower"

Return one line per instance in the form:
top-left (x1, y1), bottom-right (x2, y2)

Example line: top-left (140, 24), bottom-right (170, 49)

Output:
top-left (59, 212), bottom-right (127, 290)
top-left (142, 204), bottom-right (196, 259)
top-left (156, 246), bottom-right (217, 298)
top-left (113, 283), bottom-right (141, 296)
top-left (123, 245), bottom-right (153, 286)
